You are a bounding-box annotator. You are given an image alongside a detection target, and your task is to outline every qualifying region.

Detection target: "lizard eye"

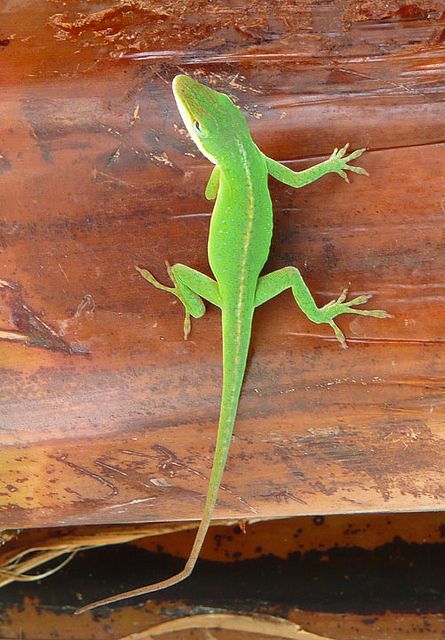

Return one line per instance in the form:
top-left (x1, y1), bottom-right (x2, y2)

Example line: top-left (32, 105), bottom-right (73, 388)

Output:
top-left (194, 120), bottom-right (204, 136)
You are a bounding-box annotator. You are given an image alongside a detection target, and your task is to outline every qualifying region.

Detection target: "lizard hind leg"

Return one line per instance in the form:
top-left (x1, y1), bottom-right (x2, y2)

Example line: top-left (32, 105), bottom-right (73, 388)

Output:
top-left (255, 266), bottom-right (390, 348)
top-left (137, 262), bottom-right (221, 339)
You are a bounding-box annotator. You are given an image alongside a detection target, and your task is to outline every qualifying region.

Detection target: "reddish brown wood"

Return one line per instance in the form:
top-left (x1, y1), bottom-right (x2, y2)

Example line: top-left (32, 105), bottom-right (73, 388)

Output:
top-left (1, 1), bottom-right (445, 528)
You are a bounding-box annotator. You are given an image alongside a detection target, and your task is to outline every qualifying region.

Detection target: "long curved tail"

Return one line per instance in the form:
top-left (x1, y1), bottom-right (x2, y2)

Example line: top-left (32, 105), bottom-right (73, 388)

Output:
top-left (76, 311), bottom-right (252, 614)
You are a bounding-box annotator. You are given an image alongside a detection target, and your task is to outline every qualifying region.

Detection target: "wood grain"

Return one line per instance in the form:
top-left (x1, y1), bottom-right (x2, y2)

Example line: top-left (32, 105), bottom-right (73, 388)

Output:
top-left (1, 0), bottom-right (445, 528)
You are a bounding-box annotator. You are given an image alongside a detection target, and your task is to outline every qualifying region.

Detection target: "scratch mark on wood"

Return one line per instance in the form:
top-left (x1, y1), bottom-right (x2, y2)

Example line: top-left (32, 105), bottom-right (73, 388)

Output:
top-left (153, 444), bottom-right (207, 480)
top-left (102, 497), bottom-right (156, 511)
top-left (55, 455), bottom-right (119, 498)
top-left (74, 294), bottom-right (95, 318)
top-left (130, 103), bottom-right (140, 127)
top-left (92, 168), bottom-right (136, 188)
top-left (263, 488), bottom-right (307, 505)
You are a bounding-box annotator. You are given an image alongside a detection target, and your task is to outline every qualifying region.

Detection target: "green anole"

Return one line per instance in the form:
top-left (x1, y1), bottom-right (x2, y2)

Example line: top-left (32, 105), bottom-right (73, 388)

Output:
top-left (78, 75), bottom-right (389, 613)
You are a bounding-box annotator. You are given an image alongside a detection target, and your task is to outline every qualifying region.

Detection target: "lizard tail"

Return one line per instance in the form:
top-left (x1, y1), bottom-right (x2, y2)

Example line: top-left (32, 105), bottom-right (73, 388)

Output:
top-left (76, 311), bottom-right (252, 614)
top-left (181, 309), bottom-right (251, 573)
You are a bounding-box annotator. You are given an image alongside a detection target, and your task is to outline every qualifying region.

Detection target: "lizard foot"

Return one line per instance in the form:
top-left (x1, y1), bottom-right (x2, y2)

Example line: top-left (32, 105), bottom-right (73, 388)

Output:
top-left (329, 143), bottom-right (369, 182)
top-left (319, 289), bottom-right (391, 348)
top-left (136, 262), bottom-right (196, 340)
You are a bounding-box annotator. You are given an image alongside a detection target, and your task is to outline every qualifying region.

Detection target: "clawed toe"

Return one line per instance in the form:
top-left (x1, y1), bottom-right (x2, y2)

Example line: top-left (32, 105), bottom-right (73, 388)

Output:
top-left (344, 148), bottom-right (366, 162)
top-left (340, 142), bottom-right (350, 154)
top-left (136, 266), bottom-right (175, 293)
top-left (336, 288), bottom-right (349, 304)
top-left (366, 309), bottom-right (392, 319)
top-left (346, 294), bottom-right (372, 307)
top-left (328, 320), bottom-right (347, 349)
top-left (183, 312), bottom-right (191, 340)
top-left (347, 165), bottom-right (369, 176)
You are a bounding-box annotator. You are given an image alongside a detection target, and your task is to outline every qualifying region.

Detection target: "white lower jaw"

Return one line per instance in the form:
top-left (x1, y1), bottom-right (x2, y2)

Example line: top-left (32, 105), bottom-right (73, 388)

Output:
top-left (174, 94), bottom-right (217, 165)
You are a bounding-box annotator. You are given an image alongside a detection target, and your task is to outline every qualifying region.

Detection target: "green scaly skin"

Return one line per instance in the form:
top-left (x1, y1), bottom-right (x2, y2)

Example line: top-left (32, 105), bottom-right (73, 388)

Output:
top-left (78, 75), bottom-right (389, 613)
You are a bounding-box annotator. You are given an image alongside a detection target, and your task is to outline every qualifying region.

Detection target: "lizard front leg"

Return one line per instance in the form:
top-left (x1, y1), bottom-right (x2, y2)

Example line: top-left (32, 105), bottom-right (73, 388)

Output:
top-left (263, 144), bottom-right (368, 189)
top-left (137, 263), bottom-right (221, 339)
top-left (255, 266), bottom-right (390, 348)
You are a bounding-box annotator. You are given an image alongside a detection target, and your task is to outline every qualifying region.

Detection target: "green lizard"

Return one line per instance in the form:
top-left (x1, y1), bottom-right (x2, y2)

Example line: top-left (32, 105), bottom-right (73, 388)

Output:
top-left (78, 75), bottom-right (389, 613)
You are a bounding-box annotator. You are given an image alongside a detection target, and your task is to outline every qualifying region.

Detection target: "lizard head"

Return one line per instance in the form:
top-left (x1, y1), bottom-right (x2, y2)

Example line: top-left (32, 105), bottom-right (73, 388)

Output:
top-left (172, 74), bottom-right (249, 165)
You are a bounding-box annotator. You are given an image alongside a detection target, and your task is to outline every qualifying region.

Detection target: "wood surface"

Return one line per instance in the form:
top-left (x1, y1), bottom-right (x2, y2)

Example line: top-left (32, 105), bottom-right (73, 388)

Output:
top-left (1, 512), bottom-right (444, 638)
top-left (1, 0), bottom-right (445, 528)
